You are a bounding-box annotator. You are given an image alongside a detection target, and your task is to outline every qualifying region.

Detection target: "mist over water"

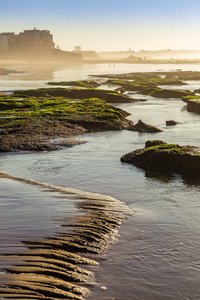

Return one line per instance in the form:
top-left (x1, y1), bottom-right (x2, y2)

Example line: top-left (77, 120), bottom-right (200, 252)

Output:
top-left (1, 63), bottom-right (200, 299)
top-left (2, 61), bottom-right (200, 91)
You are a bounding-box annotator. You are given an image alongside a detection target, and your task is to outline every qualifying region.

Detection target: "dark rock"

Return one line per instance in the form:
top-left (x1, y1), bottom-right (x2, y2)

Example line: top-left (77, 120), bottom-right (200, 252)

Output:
top-left (121, 141), bottom-right (200, 176)
top-left (111, 106), bottom-right (131, 117)
top-left (145, 140), bottom-right (167, 147)
top-left (14, 88), bottom-right (134, 103)
top-left (185, 99), bottom-right (200, 114)
top-left (150, 89), bottom-right (194, 98)
top-left (105, 92), bottom-right (133, 103)
top-left (126, 98), bottom-right (147, 102)
top-left (166, 120), bottom-right (180, 126)
top-left (47, 80), bottom-right (99, 88)
top-left (0, 129), bottom-right (8, 135)
top-left (0, 120), bottom-right (86, 152)
top-left (127, 119), bottom-right (163, 133)
top-left (0, 91), bottom-right (134, 152)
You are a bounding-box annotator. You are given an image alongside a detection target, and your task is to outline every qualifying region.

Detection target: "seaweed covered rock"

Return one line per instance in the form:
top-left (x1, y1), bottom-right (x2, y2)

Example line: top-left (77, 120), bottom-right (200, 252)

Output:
top-left (121, 141), bottom-right (200, 176)
top-left (0, 94), bottom-right (133, 152)
top-left (150, 88), bottom-right (194, 98)
top-left (105, 92), bottom-right (133, 103)
top-left (182, 98), bottom-right (200, 114)
top-left (14, 88), bottom-right (134, 103)
top-left (127, 119), bottom-right (163, 133)
top-left (96, 72), bottom-right (193, 98)
top-left (47, 80), bottom-right (99, 88)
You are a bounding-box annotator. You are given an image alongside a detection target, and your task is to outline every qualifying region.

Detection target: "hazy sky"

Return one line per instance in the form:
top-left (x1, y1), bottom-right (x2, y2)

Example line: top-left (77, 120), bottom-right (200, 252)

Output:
top-left (1, 0), bottom-right (200, 52)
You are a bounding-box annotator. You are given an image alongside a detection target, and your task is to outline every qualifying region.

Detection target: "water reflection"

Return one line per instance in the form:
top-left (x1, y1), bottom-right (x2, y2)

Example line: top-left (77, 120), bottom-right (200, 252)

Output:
top-left (145, 171), bottom-right (175, 183)
top-left (145, 167), bottom-right (200, 186)
top-left (182, 174), bottom-right (200, 186)
top-left (1, 62), bottom-right (200, 92)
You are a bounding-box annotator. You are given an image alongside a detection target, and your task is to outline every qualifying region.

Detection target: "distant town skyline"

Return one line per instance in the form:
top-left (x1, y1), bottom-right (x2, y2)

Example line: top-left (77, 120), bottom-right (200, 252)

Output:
top-left (1, 0), bottom-right (200, 52)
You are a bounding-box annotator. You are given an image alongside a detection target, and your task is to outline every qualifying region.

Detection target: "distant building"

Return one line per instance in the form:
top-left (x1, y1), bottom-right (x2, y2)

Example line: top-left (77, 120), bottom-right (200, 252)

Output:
top-left (0, 35), bottom-right (8, 50)
top-left (0, 32), bottom-right (18, 49)
top-left (74, 46), bottom-right (81, 53)
top-left (18, 29), bottom-right (55, 49)
top-left (73, 46), bottom-right (99, 60)
top-left (0, 29), bottom-right (55, 50)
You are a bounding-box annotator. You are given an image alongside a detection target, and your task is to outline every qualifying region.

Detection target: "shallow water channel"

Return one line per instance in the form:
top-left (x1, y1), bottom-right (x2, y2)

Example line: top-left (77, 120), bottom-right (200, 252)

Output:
top-left (0, 63), bottom-right (200, 299)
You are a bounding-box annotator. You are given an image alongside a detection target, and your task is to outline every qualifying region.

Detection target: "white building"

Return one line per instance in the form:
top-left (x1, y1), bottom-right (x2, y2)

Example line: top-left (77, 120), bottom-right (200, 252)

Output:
top-left (74, 46), bottom-right (81, 53)
top-left (0, 36), bottom-right (8, 50)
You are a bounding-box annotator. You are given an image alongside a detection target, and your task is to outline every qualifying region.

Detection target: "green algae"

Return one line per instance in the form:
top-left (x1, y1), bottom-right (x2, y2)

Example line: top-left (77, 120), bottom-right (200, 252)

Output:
top-left (144, 143), bottom-right (189, 155)
top-left (182, 95), bottom-right (200, 102)
top-left (47, 80), bottom-right (99, 88)
top-left (143, 142), bottom-right (200, 156)
top-left (149, 88), bottom-right (194, 98)
top-left (0, 95), bottom-right (125, 128)
top-left (107, 77), bottom-right (191, 97)
top-left (14, 87), bottom-right (132, 103)
top-left (0, 89), bottom-right (133, 152)
top-left (102, 71), bottom-right (200, 82)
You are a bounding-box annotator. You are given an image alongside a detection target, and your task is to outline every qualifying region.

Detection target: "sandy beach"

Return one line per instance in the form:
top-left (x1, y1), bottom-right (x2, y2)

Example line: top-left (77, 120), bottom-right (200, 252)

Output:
top-left (0, 67), bottom-right (19, 75)
top-left (0, 60), bottom-right (34, 75)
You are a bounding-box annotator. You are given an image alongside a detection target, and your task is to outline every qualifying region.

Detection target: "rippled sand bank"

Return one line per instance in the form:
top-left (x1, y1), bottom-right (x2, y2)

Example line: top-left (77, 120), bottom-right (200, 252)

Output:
top-left (0, 173), bottom-right (132, 299)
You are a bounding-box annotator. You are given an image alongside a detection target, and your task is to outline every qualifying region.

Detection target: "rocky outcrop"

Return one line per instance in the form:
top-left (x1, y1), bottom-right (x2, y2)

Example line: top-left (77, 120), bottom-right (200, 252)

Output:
top-left (0, 120), bottom-right (86, 152)
top-left (121, 140), bottom-right (200, 176)
top-left (166, 120), bottom-right (180, 126)
top-left (14, 88), bottom-right (134, 103)
top-left (145, 140), bottom-right (167, 147)
top-left (0, 92), bottom-right (134, 152)
top-left (183, 99), bottom-right (200, 114)
top-left (96, 72), bottom-right (193, 98)
top-left (150, 88), bottom-right (194, 98)
top-left (127, 119), bottom-right (163, 133)
top-left (0, 117), bottom-right (133, 152)
top-left (47, 80), bottom-right (100, 88)
top-left (105, 92), bottom-right (133, 103)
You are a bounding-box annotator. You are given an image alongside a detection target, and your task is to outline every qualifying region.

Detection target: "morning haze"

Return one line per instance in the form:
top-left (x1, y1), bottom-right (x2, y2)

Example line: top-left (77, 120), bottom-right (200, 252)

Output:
top-left (1, 28), bottom-right (200, 63)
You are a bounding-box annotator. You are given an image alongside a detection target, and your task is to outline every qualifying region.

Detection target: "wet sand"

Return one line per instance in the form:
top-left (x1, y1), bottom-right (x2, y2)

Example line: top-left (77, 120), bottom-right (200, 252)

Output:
top-left (0, 68), bottom-right (19, 75)
top-left (0, 173), bottom-right (132, 299)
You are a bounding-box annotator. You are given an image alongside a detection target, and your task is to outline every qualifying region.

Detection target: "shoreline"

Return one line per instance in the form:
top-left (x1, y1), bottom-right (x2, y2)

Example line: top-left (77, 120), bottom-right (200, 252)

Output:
top-left (1, 58), bottom-right (200, 74)
top-left (0, 67), bottom-right (22, 76)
